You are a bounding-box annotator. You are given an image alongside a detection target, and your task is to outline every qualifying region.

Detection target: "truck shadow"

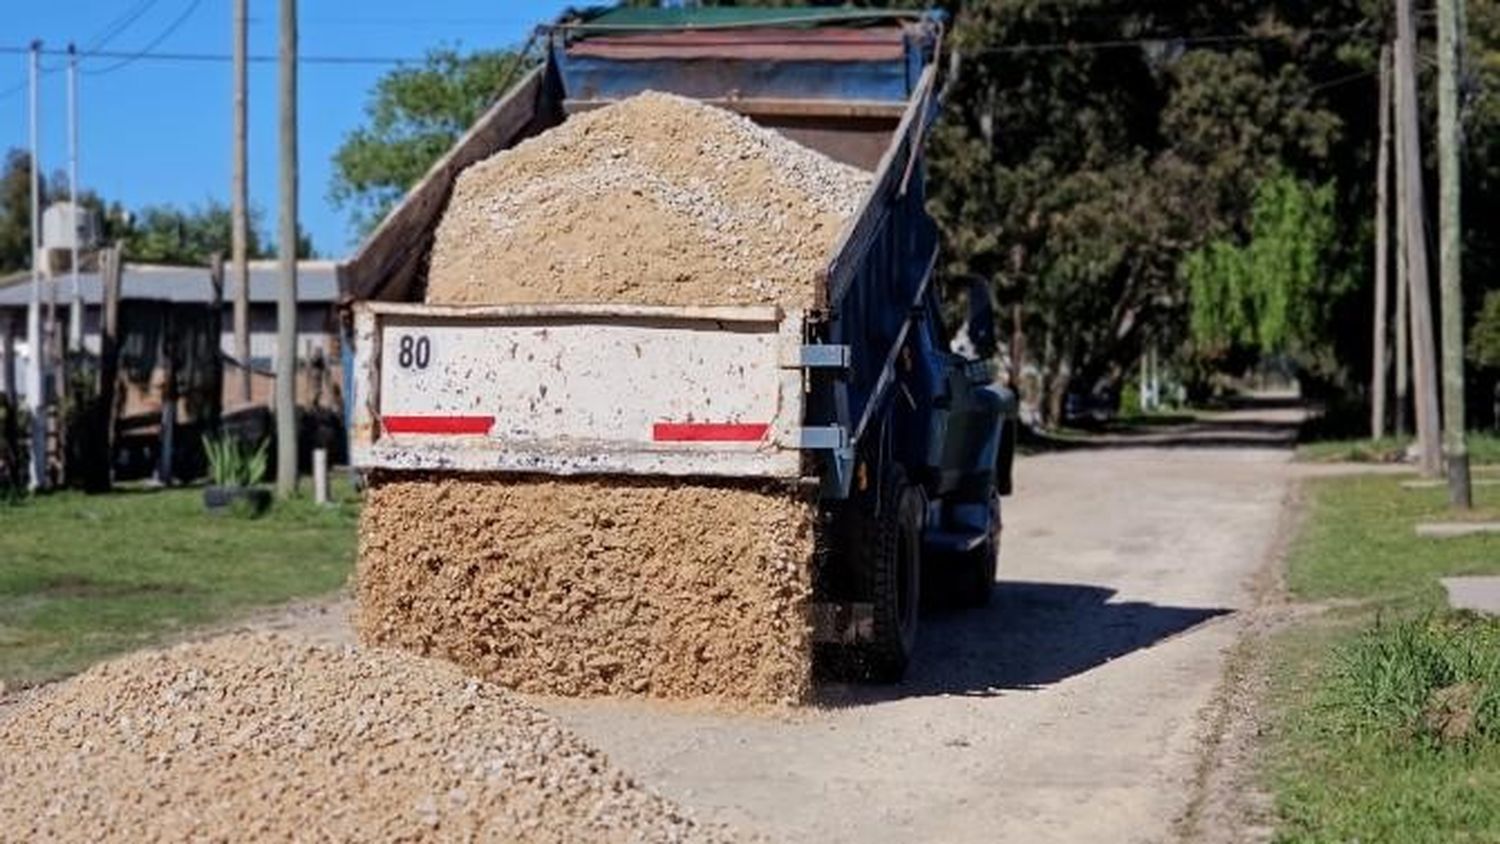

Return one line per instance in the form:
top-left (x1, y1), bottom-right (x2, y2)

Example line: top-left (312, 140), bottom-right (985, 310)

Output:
top-left (816, 581), bottom-right (1231, 706)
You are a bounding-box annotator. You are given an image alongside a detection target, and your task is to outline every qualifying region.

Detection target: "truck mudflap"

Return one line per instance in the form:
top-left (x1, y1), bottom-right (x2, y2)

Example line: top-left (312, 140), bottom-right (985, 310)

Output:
top-left (351, 302), bottom-right (848, 479)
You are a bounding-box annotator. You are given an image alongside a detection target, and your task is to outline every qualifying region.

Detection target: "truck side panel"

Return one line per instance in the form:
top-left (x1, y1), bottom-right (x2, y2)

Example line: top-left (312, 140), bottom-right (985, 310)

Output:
top-left (351, 303), bottom-right (807, 479)
top-left (806, 65), bottom-right (942, 492)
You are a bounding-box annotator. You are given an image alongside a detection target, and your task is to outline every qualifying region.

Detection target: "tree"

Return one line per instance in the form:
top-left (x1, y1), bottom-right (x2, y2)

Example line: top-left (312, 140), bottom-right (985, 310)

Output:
top-left (331, 47), bottom-right (532, 236)
top-left (120, 201), bottom-right (313, 265)
top-left (925, 0), bottom-right (1374, 422)
top-left (0, 150), bottom-right (44, 274)
top-left (1184, 174), bottom-right (1345, 361)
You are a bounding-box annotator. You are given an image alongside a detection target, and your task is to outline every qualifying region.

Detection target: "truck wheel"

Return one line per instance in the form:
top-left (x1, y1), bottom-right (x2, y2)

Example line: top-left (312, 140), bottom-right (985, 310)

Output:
top-left (955, 489), bottom-right (1001, 608)
top-left (861, 465), bottom-right (925, 682)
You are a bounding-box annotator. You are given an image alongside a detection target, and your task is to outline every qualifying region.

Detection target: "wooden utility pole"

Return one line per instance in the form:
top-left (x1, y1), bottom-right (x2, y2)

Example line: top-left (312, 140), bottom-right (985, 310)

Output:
top-left (1437, 0), bottom-right (1472, 507)
top-left (90, 243), bottom-right (123, 492)
top-left (1396, 0), bottom-right (1444, 477)
top-left (1372, 46), bottom-right (1392, 440)
top-left (232, 0), bottom-right (252, 405)
top-left (1394, 36), bottom-right (1411, 439)
top-left (276, 0), bottom-right (299, 496)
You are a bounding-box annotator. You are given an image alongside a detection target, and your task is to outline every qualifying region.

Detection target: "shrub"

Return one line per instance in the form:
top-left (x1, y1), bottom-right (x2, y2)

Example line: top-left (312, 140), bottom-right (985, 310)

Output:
top-left (202, 434), bottom-right (269, 488)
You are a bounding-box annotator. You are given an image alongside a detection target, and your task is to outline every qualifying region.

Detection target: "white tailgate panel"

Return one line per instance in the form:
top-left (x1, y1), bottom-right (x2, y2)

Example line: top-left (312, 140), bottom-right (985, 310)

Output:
top-left (352, 304), bottom-right (805, 478)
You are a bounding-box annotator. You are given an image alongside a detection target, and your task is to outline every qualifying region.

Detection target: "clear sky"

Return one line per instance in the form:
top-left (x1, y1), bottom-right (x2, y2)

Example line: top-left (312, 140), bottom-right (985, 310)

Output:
top-left (0, 1), bottom-right (578, 258)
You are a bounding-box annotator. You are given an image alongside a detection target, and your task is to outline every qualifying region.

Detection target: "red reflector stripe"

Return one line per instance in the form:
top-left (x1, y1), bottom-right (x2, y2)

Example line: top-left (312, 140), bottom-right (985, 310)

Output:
top-left (652, 422), bottom-right (769, 442)
top-left (384, 415), bottom-right (494, 435)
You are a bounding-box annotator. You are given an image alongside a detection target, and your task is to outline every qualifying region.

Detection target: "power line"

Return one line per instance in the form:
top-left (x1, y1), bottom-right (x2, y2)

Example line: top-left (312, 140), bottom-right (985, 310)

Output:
top-left (85, 0), bottom-right (207, 76)
top-left (0, 43), bottom-right (423, 66)
top-left (85, 0), bottom-right (163, 52)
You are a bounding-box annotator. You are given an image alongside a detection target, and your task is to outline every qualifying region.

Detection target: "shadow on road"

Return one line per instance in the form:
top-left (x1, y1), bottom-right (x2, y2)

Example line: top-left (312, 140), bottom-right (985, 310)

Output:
top-left (817, 581), bottom-right (1231, 706)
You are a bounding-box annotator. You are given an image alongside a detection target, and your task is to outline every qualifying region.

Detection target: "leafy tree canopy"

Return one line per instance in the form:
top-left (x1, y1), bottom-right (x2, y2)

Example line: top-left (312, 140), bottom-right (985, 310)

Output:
top-left (119, 201), bottom-right (313, 266)
top-left (330, 47), bottom-right (532, 236)
top-left (1185, 174), bottom-right (1344, 358)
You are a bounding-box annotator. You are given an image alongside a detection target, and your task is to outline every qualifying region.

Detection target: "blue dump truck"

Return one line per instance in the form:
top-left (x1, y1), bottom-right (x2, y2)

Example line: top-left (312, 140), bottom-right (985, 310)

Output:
top-left (338, 8), bottom-right (1015, 680)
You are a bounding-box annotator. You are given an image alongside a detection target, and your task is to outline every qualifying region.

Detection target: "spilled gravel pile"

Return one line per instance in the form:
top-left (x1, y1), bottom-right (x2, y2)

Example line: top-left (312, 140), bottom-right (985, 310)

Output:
top-left (358, 475), bottom-right (816, 704)
top-left (0, 634), bottom-right (733, 843)
top-left (425, 90), bottom-right (869, 307)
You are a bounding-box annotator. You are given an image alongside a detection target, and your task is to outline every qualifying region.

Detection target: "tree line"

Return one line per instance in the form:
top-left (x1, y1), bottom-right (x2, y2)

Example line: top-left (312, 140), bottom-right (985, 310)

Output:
top-left (0, 148), bottom-right (313, 274)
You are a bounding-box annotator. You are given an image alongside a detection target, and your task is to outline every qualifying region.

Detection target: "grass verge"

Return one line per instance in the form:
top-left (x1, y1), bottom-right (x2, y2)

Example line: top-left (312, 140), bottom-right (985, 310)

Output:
top-left (1296, 432), bottom-right (1500, 465)
top-left (1267, 474), bottom-right (1500, 842)
top-left (0, 482), bottom-right (358, 688)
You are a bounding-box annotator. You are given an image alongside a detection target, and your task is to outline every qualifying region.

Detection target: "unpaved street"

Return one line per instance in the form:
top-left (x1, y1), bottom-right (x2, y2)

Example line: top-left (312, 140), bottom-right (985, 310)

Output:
top-left (544, 405), bottom-right (1300, 843)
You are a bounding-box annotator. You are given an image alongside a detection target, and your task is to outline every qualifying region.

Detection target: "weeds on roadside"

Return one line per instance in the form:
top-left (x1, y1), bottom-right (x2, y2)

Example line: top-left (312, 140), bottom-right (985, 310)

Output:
top-left (1321, 613), bottom-right (1500, 748)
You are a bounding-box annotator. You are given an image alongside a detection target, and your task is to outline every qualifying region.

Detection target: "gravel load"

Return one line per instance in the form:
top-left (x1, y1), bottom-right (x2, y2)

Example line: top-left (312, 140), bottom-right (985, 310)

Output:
top-left (425, 91), bottom-right (870, 307)
top-left (358, 92), bottom-right (862, 705)
top-left (0, 634), bottom-right (734, 843)
top-left (358, 475), bottom-right (816, 704)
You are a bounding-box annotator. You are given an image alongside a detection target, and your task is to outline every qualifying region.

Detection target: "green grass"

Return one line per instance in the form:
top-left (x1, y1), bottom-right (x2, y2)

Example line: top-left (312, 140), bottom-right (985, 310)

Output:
top-left (1267, 474), bottom-right (1500, 842)
top-left (1297, 432), bottom-right (1500, 465)
top-left (0, 482), bottom-right (358, 688)
top-left (1286, 474), bottom-right (1500, 607)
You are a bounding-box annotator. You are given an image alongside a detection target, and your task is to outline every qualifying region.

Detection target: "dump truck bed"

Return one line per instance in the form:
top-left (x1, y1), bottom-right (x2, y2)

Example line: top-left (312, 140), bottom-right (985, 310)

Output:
top-left (338, 10), bottom-right (943, 497)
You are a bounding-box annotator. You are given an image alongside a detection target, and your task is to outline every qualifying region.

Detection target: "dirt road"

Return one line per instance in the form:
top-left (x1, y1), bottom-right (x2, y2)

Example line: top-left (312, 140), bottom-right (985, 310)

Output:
top-left (542, 403), bottom-right (1301, 843)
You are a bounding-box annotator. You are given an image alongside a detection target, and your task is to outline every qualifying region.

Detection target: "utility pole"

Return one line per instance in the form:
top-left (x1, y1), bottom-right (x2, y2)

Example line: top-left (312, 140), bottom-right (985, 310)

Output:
top-left (1372, 45), bottom-right (1392, 440)
top-left (276, 0), bottom-right (299, 496)
top-left (26, 41), bottom-right (45, 492)
top-left (1396, 0), bottom-right (1444, 477)
top-left (67, 44), bottom-right (82, 354)
top-left (1437, 0), bottom-right (1471, 507)
top-left (232, 0), bottom-right (252, 405)
top-left (1394, 35), bottom-right (1410, 439)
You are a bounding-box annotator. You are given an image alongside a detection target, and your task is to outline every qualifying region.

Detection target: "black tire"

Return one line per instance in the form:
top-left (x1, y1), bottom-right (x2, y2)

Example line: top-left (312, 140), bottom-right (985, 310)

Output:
top-left (859, 464), bottom-right (925, 682)
top-left (954, 489), bottom-right (1001, 608)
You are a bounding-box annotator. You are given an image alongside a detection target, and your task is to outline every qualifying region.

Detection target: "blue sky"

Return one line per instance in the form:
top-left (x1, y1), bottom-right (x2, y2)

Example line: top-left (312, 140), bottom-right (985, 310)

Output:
top-left (1, 1), bottom-right (578, 257)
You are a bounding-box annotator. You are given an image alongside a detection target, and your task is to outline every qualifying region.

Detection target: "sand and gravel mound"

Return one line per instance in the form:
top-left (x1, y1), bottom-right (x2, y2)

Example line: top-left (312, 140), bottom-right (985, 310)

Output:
top-left (357, 475), bottom-right (816, 704)
top-left (357, 93), bottom-right (858, 704)
top-left (0, 634), bottom-right (733, 843)
top-left (425, 90), bottom-right (870, 307)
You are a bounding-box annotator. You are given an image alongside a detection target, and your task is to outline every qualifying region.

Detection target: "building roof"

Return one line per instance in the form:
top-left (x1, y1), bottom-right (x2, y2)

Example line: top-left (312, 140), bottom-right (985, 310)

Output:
top-left (0, 261), bottom-right (340, 309)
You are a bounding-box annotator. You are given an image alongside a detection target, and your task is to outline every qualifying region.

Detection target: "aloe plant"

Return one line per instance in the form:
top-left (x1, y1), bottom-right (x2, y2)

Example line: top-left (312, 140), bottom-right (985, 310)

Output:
top-left (202, 434), bottom-right (270, 487)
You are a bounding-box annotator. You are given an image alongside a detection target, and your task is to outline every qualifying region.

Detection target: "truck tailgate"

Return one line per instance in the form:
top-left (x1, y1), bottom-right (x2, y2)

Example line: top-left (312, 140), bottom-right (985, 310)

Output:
top-left (350, 302), bottom-right (810, 478)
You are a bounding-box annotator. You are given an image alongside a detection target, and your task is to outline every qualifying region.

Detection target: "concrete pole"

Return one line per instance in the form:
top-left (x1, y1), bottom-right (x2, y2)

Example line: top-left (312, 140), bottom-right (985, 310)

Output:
top-left (1396, 0), bottom-right (1444, 477)
top-left (67, 44), bottom-right (81, 354)
top-left (1437, 0), bottom-right (1471, 507)
top-left (1394, 39), bottom-right (1411, 439)
top-left (1372, 46), bottom-right (1392, 440)
top-left (232, 0), bottom-right (252, 405)
top-left (26, 41), bottom-right (45, 492)
top-left (276, 0), bottom-right (300, 496)
top-left (313, 447), bottom-right (328, 505)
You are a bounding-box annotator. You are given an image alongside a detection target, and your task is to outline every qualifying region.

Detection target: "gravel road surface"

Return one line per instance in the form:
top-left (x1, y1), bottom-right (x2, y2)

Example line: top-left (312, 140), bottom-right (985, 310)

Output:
top-left (543, 403), bottom-right (1302, 843)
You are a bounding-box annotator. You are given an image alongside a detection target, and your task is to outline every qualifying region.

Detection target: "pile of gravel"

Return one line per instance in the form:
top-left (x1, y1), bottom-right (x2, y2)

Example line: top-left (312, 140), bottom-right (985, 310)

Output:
top-left (0, 634), bottom-right (734, 843)
top-left (425, 91), bottom-right (870, 307)
top-left (358, 474), bottom-right (816, 704)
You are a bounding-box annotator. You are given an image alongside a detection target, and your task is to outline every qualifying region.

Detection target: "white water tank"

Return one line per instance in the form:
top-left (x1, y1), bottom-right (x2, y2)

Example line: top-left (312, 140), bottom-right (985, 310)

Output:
top-left (41, 201), bottom-right (100, 252)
